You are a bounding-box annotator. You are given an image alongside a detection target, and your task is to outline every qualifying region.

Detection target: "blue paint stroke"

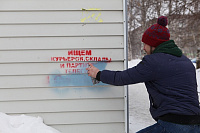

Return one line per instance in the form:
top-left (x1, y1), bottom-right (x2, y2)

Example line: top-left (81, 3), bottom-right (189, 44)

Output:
top-left (49, 62), bottom-right (108, 87)
top-left (51, 86), bottom-right (108, 96)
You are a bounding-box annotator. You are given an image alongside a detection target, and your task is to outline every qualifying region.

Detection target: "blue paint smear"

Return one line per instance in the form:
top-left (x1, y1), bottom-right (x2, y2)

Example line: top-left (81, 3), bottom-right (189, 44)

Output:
top-left (49, 62), bottom-right (108, 87)
top-left (51, 86), bottom-right (108, 95)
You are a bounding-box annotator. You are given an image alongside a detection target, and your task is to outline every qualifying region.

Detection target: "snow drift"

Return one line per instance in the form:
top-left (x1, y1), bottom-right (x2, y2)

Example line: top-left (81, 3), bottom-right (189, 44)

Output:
top-left (0, 112), bottom-right (60, 133)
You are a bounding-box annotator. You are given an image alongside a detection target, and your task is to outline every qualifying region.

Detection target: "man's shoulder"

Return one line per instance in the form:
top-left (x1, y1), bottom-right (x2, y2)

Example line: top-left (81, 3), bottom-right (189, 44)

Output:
top-left (144, 53), bottom-right (184, 61)
top-left (139, 54), bottom-right (160, 67)
top-left (142, 53), bottom-right (174, 67)
top-left (142, 53), bottom-right (163, 62)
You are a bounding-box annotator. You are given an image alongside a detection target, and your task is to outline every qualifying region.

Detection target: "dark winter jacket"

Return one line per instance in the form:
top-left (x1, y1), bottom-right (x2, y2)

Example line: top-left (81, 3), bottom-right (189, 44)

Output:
top-left (100, 40), bottom-right (200, 120)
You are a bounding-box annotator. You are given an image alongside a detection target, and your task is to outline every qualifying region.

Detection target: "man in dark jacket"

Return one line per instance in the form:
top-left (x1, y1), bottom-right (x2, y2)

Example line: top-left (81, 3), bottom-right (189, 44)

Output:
top-left (86, 16), bottom-right (200, 133)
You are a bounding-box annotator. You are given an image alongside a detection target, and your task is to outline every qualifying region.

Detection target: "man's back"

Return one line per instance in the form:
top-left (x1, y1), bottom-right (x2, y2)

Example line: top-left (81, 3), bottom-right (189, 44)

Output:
top-left (144, 53), bottom-right (200, 120)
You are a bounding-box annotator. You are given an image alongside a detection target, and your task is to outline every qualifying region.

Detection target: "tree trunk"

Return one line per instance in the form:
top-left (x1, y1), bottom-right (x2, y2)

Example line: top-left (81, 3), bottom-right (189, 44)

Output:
top-left (197, 48), bottom-right (200, 69)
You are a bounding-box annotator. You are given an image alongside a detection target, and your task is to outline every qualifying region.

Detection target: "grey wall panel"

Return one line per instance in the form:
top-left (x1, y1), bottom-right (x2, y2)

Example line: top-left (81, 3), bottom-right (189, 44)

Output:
top-left (0, 49), bottom-right (124, 63)
top-left (51, 123), bottom-right (125, 133)
top-left (12, 111), bottom-right (125, 125)
top-left (0, 11), bottom-right (123, 23)
top-left (1, 99), bottom-right (124, 113)
top-left (0, 62), bottom-right (124, 75)
top-left (0, 0), bottom-right (127, 132)
top-left (0, 86), bottom-right (124, 101)
top-left (0, 36), bottom-right (124, 50)
top-left (0, 24), bottom-right (123, 37)
top-left (0, 0), bottom-right (123, 10)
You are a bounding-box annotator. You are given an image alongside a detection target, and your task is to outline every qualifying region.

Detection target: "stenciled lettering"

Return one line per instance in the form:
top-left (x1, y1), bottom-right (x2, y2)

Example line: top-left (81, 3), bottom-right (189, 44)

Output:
top-left (68, 50), bottom-right (92, 56)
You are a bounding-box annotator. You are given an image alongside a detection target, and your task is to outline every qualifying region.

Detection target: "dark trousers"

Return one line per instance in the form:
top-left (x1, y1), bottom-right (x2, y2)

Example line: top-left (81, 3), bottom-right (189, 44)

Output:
top-left (136, 120), bottom-right (200, 133)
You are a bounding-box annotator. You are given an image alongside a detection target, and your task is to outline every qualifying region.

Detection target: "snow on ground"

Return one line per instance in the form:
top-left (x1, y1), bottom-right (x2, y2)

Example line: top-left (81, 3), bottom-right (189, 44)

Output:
top-left (128, 59), bottom-right (200, 133)
top-left (128, 59), bottom-right (155, 133)
top-left (0, 112), bottom-right (60, 133)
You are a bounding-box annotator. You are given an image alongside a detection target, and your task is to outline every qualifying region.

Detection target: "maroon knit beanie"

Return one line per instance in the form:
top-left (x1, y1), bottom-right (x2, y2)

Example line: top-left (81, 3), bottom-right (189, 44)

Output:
top-left (142, 16), bottom-right (170, 47)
